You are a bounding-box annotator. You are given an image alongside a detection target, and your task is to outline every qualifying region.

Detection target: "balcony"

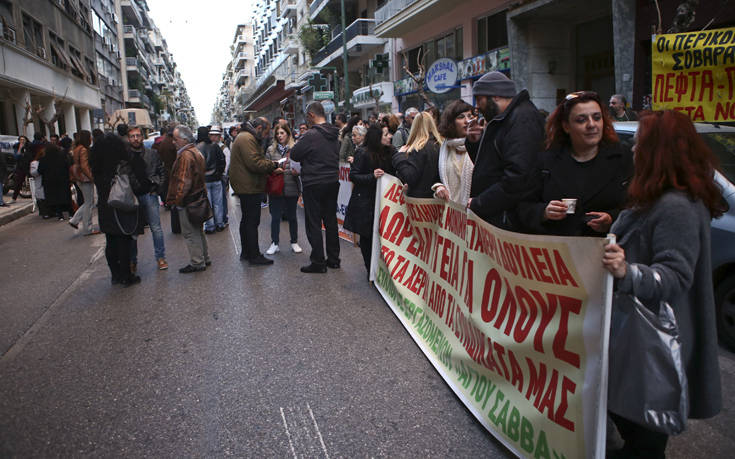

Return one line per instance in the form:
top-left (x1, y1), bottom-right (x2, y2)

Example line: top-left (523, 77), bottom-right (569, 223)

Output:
top-left (120, 0), bottom-right (143, 27)
top-left (312, 19), bottom-right (385, 68)
top-left (126, 57), bottom-right (149, 80)
top-left (374, 0), bottom-right (453, 38)
top-left (283, 33), bottom-right (299, 55)
top-left (309, 0), bottom-right (331, 21)
top-left (279, 0), bottom-right (297, 18)
top-left (235, 52), bottom-right (249, 69)
top-left (127, 89), bottom-right (151, 108)
top-left (236, 69), bottom-right (251, 86)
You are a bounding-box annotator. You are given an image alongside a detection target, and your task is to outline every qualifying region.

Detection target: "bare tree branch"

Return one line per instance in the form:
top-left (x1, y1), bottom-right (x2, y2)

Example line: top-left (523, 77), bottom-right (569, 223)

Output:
top-left (401, 48), bottom-right (434, 109)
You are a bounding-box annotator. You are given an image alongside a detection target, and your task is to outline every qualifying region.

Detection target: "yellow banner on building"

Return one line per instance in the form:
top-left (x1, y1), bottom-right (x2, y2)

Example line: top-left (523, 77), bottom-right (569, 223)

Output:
top-left (369, 175), bottom-right (613, 458)
top-left (652, 27), bottom-right (735, 122)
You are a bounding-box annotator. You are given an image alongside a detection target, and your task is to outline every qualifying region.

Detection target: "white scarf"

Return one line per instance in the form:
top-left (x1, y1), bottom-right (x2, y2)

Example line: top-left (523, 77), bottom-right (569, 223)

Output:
top-left (438, 138), bottom-right (473, 206)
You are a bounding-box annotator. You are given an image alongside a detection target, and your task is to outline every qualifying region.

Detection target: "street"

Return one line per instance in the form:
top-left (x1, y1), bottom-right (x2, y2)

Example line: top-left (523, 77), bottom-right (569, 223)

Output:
top-left (0, 198), bottom-right (733, 458)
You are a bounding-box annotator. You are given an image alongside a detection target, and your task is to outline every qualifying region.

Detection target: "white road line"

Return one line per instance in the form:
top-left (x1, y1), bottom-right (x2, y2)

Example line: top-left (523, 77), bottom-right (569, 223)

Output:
top-left (280, 407), bottom-right (298, 459)
top-left (1, 245), bottom-right (106, 363)
top-left (307, 403), bottom-right (330, 459)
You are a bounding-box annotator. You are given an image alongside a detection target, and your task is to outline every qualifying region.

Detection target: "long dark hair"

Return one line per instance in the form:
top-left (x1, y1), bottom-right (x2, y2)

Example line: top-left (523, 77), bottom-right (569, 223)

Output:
top-left (90, 133), bottom-right (128, 179)
top-left (544, 90), bottom-right (617, 150)
top-left (627, 110), bottom-right (725, 217)
top-left (364, 124), bottom-right (391, 165)
top-left (341, 115), bottom-right (361, 138)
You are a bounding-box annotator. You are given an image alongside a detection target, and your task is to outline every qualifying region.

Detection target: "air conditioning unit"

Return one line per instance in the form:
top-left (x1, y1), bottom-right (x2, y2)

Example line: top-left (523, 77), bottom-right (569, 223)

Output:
top-left (37, 46), bottom-right (47, 59)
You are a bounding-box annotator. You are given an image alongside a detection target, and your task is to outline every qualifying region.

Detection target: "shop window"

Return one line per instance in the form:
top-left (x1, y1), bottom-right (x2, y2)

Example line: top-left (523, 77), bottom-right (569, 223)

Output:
top-left (477, 11), bottom-right (507, 54)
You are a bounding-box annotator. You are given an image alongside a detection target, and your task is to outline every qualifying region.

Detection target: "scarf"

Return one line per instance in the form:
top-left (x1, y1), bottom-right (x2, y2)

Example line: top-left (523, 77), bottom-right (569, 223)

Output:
top-left (438, 138), bottom-right (473, 206)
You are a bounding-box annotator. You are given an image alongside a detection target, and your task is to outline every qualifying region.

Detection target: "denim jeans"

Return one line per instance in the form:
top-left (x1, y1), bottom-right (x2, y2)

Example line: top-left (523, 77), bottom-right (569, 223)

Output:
top-left (137, 193), bottom-right (165, 260)
top-left (221, 177), bottom-right (229, 224)
top-left (205, 180), bottom-right (224, 231)
top-left (269, 195), bottom-right (298, 244)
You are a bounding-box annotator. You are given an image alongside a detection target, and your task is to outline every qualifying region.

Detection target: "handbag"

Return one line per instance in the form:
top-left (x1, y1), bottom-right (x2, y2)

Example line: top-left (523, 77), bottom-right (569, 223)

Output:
top-left (266, 171), bottom-right (285, 196)
top-left (108, 165), bottom-right (138, 212)
top-left (608, 290), bottom-right (689, 435)
top-left (185, 190), bottom-right (213, 226)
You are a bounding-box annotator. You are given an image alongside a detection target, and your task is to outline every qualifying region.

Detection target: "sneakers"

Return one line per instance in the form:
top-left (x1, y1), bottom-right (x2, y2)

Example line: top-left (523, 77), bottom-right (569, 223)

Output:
top-left (301, 263), bottom-right (327, 273)
top-left (291, 243), bottom-right (303, 253)
top-left (249, 255), bottom-right (274, 266)
top-left (266, 243), bottom-right (279, 255)
top-left (68, 221), bottom-right (78, 230)
top-left (157, 258), bottom-right (169, 270)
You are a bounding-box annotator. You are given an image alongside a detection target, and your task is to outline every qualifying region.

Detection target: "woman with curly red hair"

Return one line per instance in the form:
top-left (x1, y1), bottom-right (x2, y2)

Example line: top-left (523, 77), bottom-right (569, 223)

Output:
top-left (603, 110), bottom-right (724, 457)
top-left (518, 90), bottom-right (633, 236)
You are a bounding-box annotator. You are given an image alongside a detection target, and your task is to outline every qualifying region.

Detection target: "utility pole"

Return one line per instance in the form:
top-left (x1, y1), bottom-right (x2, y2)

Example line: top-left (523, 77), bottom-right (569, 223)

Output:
top-left (340, 0), bottom-right (351, 112)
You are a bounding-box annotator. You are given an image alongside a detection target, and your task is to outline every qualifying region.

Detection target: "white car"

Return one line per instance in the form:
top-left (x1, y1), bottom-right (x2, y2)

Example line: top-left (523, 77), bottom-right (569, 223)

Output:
top-left (614, 121), bottom-right (735, 350)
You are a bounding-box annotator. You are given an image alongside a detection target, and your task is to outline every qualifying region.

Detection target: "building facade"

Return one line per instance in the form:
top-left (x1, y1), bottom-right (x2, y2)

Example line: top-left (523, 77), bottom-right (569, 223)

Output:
top-left (90, 0), bottom-right (123, 126)
top-left (212, 23), bottom-right (256, 125)
top-left (0, 0), bottom-right (100, 137)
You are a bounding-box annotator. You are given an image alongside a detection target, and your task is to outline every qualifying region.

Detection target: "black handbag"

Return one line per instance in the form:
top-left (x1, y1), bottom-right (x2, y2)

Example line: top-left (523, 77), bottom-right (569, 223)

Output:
top-left (185, 190), bottom-right (213, 226)
top-left (608, 290), bottom-right (689, 435)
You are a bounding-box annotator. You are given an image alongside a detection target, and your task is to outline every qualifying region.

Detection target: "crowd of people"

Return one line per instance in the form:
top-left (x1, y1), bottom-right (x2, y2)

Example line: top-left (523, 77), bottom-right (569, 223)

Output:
top-left (1, 68), bottom-right (724, 456)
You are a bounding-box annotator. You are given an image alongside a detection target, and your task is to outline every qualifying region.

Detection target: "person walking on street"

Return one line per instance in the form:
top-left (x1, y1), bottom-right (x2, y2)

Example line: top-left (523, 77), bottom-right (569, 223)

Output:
top-left (466, 71), bottom-right (545, 230)
top-left (128, 125), bottom-right (168, 270)
top-left (167, 125), bottom-right (211, 273)
top-left (68, 130), bottom-right (98, 235)
top-left (229, 120), bottom-right (279, 266)
top-left (290, 101), bottom-right (341, 273)
top-left (196, 126), bottom-right (226, 233)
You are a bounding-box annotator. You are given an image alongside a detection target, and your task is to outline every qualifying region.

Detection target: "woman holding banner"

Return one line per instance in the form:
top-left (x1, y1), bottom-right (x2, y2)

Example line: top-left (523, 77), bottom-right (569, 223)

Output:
top-left (517, 91), bottom-right (633, 236)
top-left (603, 110), bottom-right (723, 458)
top-left (433, 100), bottom-right (475, 206)
top-left (392, 112), bottom-right (444, 198)
top-left (344, 124), bottom-right (395, 272)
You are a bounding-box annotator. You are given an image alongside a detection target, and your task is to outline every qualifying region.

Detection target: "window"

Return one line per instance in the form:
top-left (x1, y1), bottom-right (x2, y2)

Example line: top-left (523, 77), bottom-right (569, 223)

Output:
top-left (68, 46), bottom-right (88, 80)
top-left (22, 13), bottom-right (44, 56)
top-left (477, 11), bottom-right (507, 54)
top-left (85, 57), bottom-right (97, 84)
top-left (49, 32), bottom-right (69, 70)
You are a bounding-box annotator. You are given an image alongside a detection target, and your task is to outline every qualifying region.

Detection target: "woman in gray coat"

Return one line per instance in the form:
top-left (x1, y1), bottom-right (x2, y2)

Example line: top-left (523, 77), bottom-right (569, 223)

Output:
top-left (603, 110), bottom-right (724, 458)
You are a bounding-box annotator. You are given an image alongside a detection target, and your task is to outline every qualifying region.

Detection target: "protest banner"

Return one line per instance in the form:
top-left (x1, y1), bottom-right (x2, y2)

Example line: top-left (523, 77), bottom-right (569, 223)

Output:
top-left (651, 27), bottom-right (735, 121)
top-left (370, 175), bottom-right (613, 458)
top-left (337, 161), bottom-right (354, 241)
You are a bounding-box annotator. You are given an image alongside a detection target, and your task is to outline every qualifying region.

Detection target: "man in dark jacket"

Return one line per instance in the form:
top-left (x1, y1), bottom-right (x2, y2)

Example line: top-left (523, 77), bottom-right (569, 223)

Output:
top-left (467, 71), bottom-right (545, 230)
top-left (128, 125), bottom-right (168, 271)
top-left (196, 126), bottom-right (226, 233)
top-left (229, 120), bottom-right (279, 265)
top-left (290, 101), bottom-right (341, 273)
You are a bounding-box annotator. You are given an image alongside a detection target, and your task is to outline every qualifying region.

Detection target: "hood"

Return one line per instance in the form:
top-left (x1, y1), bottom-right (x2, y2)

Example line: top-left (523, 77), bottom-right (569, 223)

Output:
top-left (241, 121), bottom-right (259, 140)
top-left (312, 123), bottom-right (339, 141)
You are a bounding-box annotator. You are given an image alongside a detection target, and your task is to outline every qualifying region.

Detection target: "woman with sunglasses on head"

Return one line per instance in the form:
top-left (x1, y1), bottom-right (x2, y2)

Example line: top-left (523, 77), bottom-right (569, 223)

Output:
top-left (603, 110), bottom-right (723, 458)
top-left (517, 91), bottom-right (633, 236)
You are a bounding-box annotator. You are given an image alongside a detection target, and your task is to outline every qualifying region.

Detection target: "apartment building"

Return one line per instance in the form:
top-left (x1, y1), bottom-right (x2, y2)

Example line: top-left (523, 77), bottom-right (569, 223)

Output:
top-left (212, 23), bottom-right (256, 124)
top-left (0, 0), bottom-right (100, 137)
top-left (90, 0), bottom-right (123, 125)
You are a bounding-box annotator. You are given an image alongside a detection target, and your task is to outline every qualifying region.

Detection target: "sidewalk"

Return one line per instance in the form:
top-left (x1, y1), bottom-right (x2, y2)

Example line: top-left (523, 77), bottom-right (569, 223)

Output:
top-left (0, 195), bottom-right (35, 226)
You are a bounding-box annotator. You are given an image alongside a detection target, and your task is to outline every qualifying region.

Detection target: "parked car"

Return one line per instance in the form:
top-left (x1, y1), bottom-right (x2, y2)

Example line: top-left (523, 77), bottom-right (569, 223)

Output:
top-left (614, 121), bottom-right (735, 350)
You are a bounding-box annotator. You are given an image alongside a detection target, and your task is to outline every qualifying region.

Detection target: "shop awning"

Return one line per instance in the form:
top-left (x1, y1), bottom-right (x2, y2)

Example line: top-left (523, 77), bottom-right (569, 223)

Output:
top-left (245, 80), bottom-right (295, 112)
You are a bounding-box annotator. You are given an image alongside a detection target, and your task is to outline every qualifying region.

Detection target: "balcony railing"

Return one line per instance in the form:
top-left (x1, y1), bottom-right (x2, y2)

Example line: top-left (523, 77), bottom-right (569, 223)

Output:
top-left (309, 0), bottom-right (329, 19)
top-left (313, 19), bottom-right (376, 64)
top-left (375, 0), bottom-right (419, 27)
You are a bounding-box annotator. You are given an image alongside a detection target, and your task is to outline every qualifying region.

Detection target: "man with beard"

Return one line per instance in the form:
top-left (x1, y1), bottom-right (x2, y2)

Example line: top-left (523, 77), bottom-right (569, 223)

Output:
top-left (466, 71), bottom-right (545, 230)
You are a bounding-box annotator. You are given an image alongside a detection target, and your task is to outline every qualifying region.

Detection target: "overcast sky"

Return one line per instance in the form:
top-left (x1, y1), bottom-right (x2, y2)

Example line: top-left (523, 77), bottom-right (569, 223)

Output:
top-left (146, 0), bottom-right (250, 125)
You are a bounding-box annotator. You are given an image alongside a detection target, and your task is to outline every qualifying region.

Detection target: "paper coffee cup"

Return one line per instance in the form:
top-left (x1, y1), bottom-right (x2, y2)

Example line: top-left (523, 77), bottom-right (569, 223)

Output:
top-left (562, 198), bottom-right (577, 214)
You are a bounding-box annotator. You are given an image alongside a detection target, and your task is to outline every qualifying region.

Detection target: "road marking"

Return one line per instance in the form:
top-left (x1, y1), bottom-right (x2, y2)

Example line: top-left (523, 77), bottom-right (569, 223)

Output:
top-left (280, 407), bottom-right (298, 459)
top-left (279, 404), bottom-right (330, 458)
top-left (1, 245), bottom-right (106, 363)
top-left (307, 402), bottom-right (330, 459)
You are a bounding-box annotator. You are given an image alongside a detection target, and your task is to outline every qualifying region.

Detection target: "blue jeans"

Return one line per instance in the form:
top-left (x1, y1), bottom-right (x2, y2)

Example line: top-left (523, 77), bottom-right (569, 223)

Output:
top-left (205, 181), bottom-right (224, 231)
top-left (221, 177), bottom-right (229, 224)
top-left (269, 195), bottom-right (298, 244)
top-left (137, 193), bottom-right (165, 260)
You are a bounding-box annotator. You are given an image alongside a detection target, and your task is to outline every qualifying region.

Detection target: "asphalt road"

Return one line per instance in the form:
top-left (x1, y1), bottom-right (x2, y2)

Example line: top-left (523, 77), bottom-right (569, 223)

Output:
top-left (1, 197), bottom-right (733, 458)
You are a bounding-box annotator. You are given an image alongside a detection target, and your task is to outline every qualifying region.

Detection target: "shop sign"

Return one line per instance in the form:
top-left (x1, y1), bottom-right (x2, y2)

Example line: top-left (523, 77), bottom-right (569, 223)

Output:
top-left (351, 86), bottom-right (384, 106)
top-left (425, 58), bottom-right (458, 94)
top-left (394, 77), bottom-right (421, 97)
top-left (458, 47), bottom-right (511, 81)
top-left (321, 100), bottom-right (335, 114)
top-left (314, 91), bottom-right (334, 100)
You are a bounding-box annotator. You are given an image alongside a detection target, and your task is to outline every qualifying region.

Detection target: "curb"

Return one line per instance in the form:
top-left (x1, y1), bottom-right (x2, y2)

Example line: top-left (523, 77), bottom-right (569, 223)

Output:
top-left (0, 202), bottom-right (34, 226)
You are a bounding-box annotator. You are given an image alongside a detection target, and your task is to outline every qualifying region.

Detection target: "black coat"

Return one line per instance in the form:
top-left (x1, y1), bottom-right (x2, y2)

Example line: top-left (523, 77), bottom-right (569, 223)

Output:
top-left (95, 154), bottom-right (149, 236)
top-left (516, 142), bottom-right (633, 237)
top-left (37, 149), bottom-right (71, 207)
top-left (290, 123), bottom-right (340, 188)
top-left (344, 146), bottom-right (395, 236)
top-left (391, 140), bottom-right (440, 198)
top-left (467, 90), bottom-right (545, 229)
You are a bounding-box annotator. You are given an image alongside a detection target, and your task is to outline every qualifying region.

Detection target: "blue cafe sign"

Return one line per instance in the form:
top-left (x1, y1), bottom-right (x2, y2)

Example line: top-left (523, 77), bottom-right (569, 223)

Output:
top-left (425, 58), bottom-right (458, 94)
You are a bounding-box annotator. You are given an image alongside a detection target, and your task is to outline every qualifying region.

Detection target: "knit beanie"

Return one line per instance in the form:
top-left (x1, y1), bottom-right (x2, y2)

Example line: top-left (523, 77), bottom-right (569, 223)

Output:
top-left (472, 71), bottom-right (516, 98)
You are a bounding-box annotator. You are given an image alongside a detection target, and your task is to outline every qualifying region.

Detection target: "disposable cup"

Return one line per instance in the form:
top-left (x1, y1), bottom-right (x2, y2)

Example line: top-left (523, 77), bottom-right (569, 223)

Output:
top-left (562, 198), bottom-right (577, 214)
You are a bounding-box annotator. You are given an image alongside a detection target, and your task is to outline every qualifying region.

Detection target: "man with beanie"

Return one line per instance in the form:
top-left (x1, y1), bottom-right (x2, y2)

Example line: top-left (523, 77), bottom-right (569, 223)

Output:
top-left (466, 71), bottom-right (545, 230)
top-left (290, 101), bottom-right (341, 273)
top-left (229, 119), bottom-right (280, 265)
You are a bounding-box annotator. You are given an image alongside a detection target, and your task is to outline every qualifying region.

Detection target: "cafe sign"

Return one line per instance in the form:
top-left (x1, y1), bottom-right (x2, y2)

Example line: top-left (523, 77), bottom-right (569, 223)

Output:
top-left (425, 58), bottom-right (458, 94)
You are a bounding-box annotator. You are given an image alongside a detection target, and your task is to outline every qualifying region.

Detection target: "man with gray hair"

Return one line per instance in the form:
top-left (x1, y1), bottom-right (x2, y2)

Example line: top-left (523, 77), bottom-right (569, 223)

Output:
top-left (392, 107), bottom-right (418, 148)
top-left (167, 125), bottom-right (211, 273)
top-left (609, 94), bottom-right (638, 121)
top-left (290, 101), bottom-right (341, 273)
top-left (466, 71), bottom-right (545, 230)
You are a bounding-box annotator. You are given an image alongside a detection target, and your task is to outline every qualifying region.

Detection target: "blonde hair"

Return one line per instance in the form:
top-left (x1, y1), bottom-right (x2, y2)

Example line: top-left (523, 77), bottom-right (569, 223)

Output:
top-left (271, 122), bottom-right (295, 149)
top-left (405, 112), bottom-right (443, 153)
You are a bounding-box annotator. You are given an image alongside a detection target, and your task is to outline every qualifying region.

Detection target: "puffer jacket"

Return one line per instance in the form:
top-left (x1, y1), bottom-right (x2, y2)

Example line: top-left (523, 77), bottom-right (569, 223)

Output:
top-left (166, 144), bottom-right (207, 207)
top-left (266, 142), bottom-right (301, 197)
top-left (229, 123), bottom-right (276, 194)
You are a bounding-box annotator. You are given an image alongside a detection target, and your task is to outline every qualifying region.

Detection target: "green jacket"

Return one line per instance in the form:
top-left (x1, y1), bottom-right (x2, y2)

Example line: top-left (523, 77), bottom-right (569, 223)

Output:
top-left (229, 130), bottom-right (276, 194)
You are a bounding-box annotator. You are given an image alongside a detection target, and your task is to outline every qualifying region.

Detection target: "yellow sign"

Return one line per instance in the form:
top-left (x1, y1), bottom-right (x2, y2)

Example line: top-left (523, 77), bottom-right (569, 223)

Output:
top-left (651, 27), bottom-right (735, 122)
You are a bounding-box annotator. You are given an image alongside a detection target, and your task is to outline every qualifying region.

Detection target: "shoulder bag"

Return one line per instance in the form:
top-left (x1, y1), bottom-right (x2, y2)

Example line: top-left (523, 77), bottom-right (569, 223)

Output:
top-left (185, 189), bottom-right (213, 226)
top-left (607, 290), bottom-right (689, 435)
top-left (108, 164), bottom-right (139, 212)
